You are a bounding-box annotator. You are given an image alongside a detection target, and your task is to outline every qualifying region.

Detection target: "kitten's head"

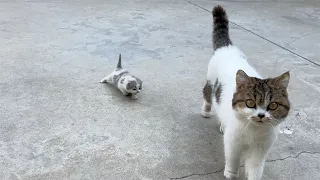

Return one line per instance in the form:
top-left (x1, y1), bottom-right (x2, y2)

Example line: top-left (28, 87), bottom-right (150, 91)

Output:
top-left (126, 79), bottom-right (142, 94)
top-left (232, 70), bottom-right (290, 126)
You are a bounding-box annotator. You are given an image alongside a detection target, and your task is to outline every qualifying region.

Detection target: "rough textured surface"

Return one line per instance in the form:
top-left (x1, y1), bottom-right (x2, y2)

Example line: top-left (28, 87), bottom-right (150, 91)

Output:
top-left (0, 0), bottom-right (319, 180)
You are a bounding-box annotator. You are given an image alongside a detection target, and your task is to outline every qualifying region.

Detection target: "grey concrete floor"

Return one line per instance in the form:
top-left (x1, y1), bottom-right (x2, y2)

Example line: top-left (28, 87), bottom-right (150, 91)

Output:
top-left (0, 0), bottom-right (319, 180)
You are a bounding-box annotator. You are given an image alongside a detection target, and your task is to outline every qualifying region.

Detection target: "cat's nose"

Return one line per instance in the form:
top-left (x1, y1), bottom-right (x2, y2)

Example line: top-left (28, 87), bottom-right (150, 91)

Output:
top-left (258, 113), bottom-right (265, 119)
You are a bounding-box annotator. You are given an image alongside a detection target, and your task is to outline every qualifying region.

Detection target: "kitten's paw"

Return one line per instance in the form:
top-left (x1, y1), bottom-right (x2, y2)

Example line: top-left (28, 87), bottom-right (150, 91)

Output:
top-left (224, 170), bottom-right (239, 180)
top-left (131, 94), bottom-right (138, 100)
top-left (201, 111), bottom-right (212, 118)
top-left (120, 90), bottom-right (129, 96)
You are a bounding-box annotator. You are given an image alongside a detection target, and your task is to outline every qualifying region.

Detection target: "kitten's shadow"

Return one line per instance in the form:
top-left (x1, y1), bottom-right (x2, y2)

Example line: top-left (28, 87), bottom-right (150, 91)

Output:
top-left (100, 82), bottom-right (136, 102)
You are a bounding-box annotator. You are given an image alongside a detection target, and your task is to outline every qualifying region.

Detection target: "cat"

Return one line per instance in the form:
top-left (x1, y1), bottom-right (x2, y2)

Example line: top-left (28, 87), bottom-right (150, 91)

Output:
top-left (201, 5), bottom-right (290, 180)
top-left (100, 54), bottom-right (142, 100)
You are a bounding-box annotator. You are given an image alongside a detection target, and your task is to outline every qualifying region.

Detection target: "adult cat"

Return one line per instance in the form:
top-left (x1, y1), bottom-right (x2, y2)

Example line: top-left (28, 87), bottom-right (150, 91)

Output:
top-left (201, 5), bottom-right (290, 180)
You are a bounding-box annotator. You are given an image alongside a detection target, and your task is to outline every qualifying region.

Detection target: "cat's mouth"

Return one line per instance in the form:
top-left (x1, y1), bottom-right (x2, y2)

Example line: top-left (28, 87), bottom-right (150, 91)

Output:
top-left (250, 120), bottom-right (265, 126)
top-left (250, 117), bottom-right (265, 124)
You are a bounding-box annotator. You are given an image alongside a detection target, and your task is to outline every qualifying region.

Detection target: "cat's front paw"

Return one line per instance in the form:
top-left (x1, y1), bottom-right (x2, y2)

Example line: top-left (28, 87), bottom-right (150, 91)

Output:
top-left (201, 111), bottom-right (212, 118)
top-left (131, 94), bottom-right (138, 100)
top-left (224, 170), bottom-right (239, 180)
top-left (120, 90), bottom-right (129, 96)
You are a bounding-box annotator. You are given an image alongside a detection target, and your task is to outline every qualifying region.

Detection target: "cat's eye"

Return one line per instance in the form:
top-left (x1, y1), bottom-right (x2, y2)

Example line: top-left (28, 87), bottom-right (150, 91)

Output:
top-left (246, 100), bottom-right (256, 108)
top-left (133, 88), bottom-right (136, 90)
top-left (268, 102), bottom-right (278, 110)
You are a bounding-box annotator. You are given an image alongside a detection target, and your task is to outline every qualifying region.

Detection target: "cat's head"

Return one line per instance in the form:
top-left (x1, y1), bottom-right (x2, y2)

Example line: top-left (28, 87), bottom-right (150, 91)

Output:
top-left (232, 70), bottom-right (290, 126)
top-left (126, 79), bottom-right (142, 94)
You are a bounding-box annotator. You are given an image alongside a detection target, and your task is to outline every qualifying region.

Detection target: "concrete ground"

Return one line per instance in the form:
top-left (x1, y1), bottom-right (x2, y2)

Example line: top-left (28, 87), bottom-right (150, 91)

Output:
top-left (0, 0), bottom-right (319, 179)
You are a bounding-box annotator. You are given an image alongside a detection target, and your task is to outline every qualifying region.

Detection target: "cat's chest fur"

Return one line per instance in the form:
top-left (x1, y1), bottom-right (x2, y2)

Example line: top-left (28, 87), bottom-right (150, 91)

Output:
top-left (228, 121), bottom-right (278, 148)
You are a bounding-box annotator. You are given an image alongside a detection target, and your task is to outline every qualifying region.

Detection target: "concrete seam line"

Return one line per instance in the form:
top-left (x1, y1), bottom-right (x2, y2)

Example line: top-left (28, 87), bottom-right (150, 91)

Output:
top-left (184, 0), bottom-right (320, 67)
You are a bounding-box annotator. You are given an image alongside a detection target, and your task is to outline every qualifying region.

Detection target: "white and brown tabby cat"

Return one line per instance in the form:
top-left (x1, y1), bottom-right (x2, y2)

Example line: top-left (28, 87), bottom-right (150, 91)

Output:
top-left (202, 5), bottom-right (290, 180)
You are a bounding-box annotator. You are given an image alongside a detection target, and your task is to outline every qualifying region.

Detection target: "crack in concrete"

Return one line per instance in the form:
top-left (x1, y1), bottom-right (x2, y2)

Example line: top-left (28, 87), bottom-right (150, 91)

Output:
top-left (170, 151), bottom-right (319, 179)
top-left (266, 151), bottom-right (320, 162)
top-left (170, 167), bottom-right (224, 180)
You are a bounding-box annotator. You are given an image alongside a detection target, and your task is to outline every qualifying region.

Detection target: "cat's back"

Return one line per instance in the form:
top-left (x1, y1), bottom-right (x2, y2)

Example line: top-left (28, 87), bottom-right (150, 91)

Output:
top-left (207, 46), bottom-right (259, 83)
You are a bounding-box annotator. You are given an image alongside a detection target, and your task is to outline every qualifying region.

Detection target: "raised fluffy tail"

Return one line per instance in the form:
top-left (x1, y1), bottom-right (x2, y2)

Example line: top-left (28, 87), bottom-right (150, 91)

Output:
top-left (117, 54), bottom-right (122, 69)
top-left (212, 5), bottom-right (232, 50)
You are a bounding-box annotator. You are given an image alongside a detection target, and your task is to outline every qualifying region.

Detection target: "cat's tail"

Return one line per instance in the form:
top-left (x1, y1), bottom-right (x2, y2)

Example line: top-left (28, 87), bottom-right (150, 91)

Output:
top-left (212, 5), bottom-right (232, 50)
top-left (117, 54), bottom-right (122, 69)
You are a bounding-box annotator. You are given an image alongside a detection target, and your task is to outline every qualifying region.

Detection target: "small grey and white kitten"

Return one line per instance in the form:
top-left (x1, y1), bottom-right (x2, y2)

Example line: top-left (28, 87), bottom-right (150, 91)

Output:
top-left (100, 54), bottom-right (142, 100)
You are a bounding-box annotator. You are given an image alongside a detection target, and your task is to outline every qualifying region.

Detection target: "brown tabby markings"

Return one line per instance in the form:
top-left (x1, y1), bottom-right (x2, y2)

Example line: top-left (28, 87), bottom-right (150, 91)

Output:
top-left (203, 81), bottom-right (213, 112)
top-left (215, 80), bottom-right (222, 104)
top-left (202, 79), bottom-right (223, 114)
top-left (232, 76), bottom-right (290, 119)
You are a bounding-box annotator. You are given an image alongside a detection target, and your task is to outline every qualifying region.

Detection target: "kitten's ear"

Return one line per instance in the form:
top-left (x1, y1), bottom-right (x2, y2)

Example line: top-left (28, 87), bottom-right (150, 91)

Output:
top-left (236, 70), bottom-right (250, 88)
top-left (126, 81), bottom-right (132, 89)
top-left (275, 71), bottom-right (290, 89)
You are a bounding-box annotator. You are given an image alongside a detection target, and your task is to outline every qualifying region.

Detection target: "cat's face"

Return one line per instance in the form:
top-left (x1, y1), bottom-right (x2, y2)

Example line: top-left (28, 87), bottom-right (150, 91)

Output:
top-left (232, 70), bottom-right (290, 126)
top-left (126, 80), bottom-right (142, 94)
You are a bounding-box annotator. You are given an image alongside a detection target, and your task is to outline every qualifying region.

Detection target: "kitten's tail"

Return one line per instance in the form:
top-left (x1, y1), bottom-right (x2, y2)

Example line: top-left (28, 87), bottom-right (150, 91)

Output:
top-left (212, 5), bottom-right (232, 50)
top-left (117, 54), bottom-right (122, 69)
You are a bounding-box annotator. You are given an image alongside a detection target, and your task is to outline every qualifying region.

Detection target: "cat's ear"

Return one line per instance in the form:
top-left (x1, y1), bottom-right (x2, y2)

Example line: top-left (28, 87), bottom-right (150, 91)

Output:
top-left (274, 71), bottom-right (290, 89)
top-left (126, 81), bottom-right (133, 89)
top-left (236, 70), bottom-right (250, 88)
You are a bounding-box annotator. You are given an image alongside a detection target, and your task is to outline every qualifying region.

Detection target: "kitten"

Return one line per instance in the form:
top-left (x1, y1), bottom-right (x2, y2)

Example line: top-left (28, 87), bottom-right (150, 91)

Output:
top-left (201, 6), bottom-right (290, 180)
top-left (100, 54), bottom-right (142, 100)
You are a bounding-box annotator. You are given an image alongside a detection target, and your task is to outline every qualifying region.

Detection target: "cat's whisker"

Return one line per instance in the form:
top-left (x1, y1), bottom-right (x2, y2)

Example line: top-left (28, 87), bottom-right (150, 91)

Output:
top-left (242, 120), bottom-right (251, 134)
top-left (272, 119), bottom-right (280, 126)
top-left (269, 122), bottom-right (276, 131)
top-left (270, 120), bottom-right (277, 126)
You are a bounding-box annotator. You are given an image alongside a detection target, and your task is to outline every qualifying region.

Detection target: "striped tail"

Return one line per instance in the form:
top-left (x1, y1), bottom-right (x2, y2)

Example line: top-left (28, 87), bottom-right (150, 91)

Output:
top-left (117, 54), bottom-right (122, 69)
top-left (212, 5), bottom-right (232, 50)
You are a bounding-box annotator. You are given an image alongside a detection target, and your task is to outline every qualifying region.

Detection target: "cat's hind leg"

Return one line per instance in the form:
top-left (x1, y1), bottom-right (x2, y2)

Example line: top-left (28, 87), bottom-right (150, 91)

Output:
top-left (202, 80), bottom-right (213, 118)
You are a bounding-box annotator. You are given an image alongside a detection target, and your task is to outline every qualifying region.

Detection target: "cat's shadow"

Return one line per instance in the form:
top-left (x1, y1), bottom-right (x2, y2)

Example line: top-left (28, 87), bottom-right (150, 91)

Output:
top-left (177, 113), bottom-right (248, 179)
top-left (167, 112), bottom-right (227, 178)
top-left (192, 113), bottom-right (251, 180)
